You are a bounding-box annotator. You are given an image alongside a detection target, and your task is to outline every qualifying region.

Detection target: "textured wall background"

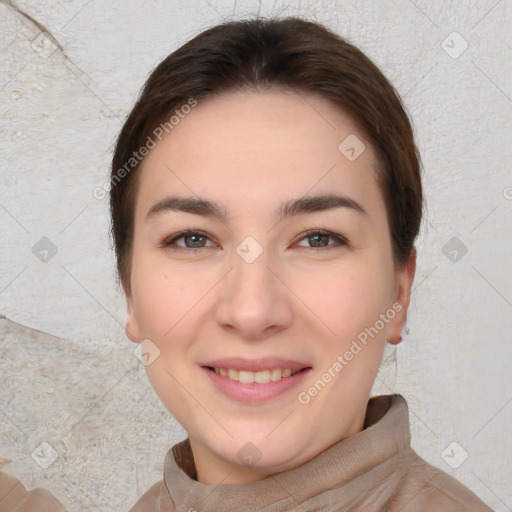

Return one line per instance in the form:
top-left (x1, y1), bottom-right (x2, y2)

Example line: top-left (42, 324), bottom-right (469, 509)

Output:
top-left (0, 0), bottom-right (511, 510)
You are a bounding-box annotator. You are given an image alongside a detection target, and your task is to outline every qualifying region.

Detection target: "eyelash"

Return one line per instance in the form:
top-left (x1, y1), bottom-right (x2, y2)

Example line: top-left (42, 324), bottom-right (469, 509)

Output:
top-left (160, 229), bottom-right (349, 251)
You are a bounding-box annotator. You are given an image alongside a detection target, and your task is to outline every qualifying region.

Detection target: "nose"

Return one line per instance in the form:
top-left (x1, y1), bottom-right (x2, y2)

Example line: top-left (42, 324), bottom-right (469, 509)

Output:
top-left (214, 248), bottom-right (294, 340)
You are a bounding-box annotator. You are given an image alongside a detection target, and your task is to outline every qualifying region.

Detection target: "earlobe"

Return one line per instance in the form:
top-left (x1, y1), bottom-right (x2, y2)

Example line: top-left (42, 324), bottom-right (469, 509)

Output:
top-left (125, 292), bottom-right (141, 344)
top-left (387, 248), bottom-right (417, 345)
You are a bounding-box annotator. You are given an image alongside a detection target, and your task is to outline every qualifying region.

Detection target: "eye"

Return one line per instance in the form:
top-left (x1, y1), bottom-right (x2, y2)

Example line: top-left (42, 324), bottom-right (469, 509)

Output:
top-left (161, 230), bottom-right (215, 249)
top-left (295, 229), bottom-right (348, 249)
top-left (160, 229), bottom-right (348, 251)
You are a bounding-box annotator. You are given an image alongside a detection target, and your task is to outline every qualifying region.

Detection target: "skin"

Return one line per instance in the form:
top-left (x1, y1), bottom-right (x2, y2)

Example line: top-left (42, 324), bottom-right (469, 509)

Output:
top-left (124, 88), bottom-right (416, 485)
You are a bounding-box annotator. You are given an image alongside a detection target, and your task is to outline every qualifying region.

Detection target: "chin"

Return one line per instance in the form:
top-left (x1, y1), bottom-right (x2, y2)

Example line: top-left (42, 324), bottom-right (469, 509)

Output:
top-left (219, 433), bottom-right (312, 475)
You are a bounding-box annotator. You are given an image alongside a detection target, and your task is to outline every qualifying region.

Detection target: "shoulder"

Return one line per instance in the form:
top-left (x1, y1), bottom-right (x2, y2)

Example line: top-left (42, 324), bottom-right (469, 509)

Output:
top-left (0, 467), bottom-right (67, 511)
top-left (129, 479), bottom-right (175, 512)
top-left (387, 448), bottom-right (493, 511)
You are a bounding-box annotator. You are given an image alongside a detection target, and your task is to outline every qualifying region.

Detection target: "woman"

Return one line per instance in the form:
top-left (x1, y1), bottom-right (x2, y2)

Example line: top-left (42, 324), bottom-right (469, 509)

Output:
top-left (0, 15), bottom-right (492, 512)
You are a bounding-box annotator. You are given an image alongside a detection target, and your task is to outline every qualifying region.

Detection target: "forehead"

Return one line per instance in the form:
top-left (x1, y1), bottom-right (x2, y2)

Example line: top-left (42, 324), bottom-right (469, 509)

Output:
top-left (134, 89), bottom-right (384, 221)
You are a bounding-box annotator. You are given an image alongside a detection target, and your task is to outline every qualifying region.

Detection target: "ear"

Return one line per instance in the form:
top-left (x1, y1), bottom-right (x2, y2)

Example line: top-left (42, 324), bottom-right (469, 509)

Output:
top-left (125, 287), bottom-right (141, 344)
top-left (387, 248), bottom-right (416, 345)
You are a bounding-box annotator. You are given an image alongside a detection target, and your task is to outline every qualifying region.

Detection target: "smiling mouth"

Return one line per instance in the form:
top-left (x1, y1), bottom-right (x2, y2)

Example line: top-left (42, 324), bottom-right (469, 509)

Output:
top-left (204, 366), bottom-right (310, 384)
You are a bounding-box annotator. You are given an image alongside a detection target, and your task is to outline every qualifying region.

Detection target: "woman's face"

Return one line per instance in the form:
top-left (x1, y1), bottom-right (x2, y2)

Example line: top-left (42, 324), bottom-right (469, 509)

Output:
top-left (125, 89), bottom-right (415, 484)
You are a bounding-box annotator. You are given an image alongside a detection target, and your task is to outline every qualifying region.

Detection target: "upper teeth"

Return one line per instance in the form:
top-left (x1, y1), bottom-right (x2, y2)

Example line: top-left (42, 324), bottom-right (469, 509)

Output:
top-left (213, 368), bottom-right (296, 383)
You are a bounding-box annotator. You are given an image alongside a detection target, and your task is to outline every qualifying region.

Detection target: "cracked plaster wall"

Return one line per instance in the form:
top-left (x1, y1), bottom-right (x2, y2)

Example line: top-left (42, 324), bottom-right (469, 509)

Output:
top-left (0, 1), bottom-right (511, 510)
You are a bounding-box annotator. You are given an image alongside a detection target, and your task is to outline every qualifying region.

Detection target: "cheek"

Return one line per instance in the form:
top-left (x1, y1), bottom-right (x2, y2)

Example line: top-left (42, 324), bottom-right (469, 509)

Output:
top-left (292, 261), bottom-right (395, 342)
top-left (131, 255), bottom-right (205, 339)
top-left (131, 261), bottom-right (206, 416)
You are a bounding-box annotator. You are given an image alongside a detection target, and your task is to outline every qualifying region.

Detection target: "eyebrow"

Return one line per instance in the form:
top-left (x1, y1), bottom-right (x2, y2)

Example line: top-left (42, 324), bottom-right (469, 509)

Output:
top-left (146, 193), bottom-right (368, 222)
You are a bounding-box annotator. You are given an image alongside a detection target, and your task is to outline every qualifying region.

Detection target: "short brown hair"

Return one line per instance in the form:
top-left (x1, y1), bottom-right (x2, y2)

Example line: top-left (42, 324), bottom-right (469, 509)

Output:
top-left (110, 16), bottom-right (422, 293)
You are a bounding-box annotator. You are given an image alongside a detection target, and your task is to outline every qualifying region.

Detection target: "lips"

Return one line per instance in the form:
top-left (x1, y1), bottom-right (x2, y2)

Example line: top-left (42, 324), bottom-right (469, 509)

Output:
top-left (199, 357), bottom-right (312, 402)
top-left (201, 361), bottom-right (312, 404)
